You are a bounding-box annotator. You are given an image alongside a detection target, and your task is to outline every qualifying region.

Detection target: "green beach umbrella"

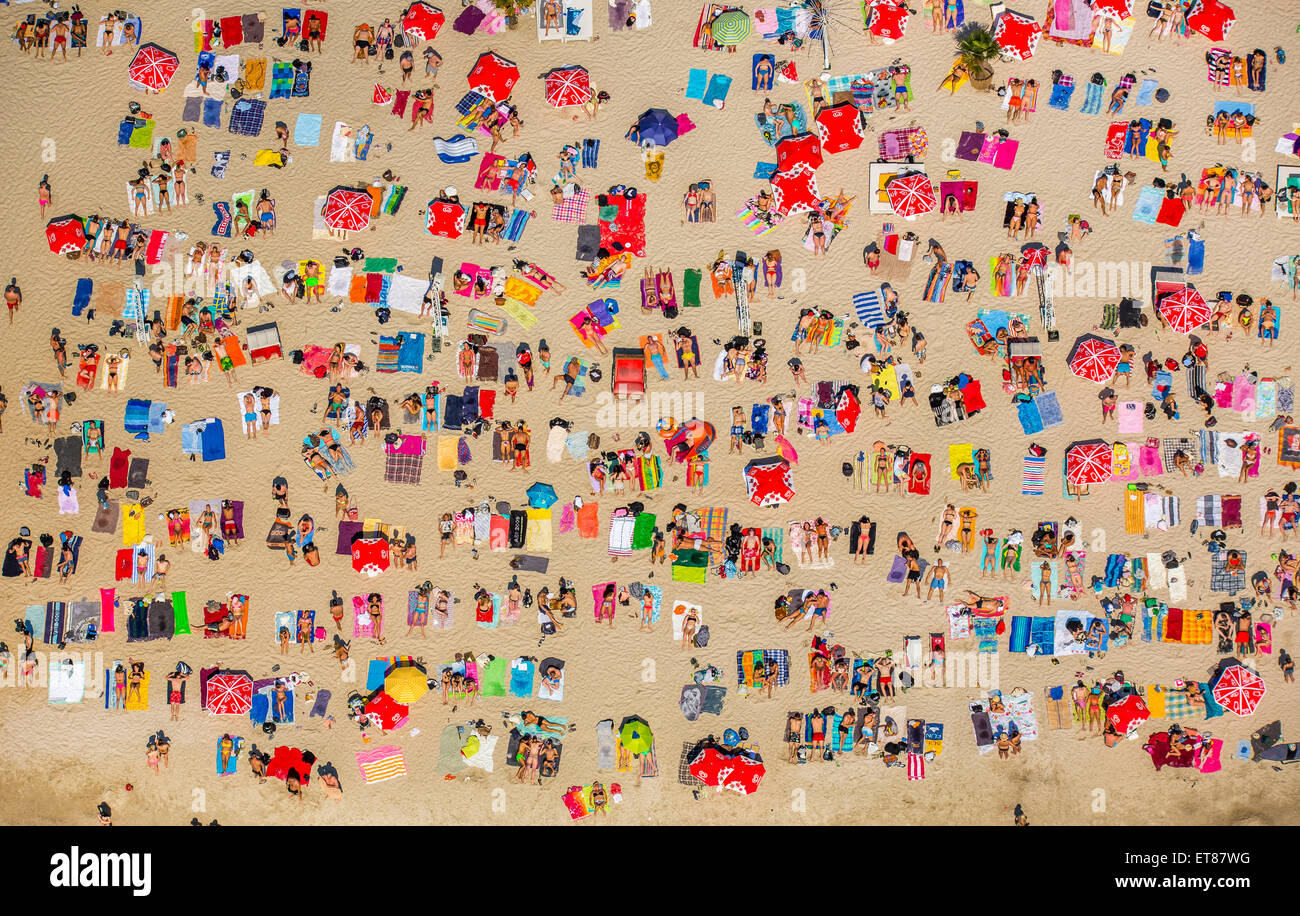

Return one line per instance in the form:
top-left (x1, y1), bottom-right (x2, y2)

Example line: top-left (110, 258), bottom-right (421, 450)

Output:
top-left (711, 10), bottom-right (752, 45)
top-left (618, 716), bottom-right (654, 755)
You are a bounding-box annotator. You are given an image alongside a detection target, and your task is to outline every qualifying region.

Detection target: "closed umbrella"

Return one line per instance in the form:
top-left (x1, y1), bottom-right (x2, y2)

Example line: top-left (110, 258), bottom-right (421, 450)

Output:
top-left (1067, 334), bottom-right (1121, 383)
top-left (544, 65), bottom-right (592, 108)
top-left (127, 42), bottom-right (180, 92)
top-left (885, 171), bottom-right (938, 218)
top-left (467, 50), bottom-right (520, 102)
top-left (710, 9), bottom-right (752, 45)
top-left (1158, 287), bottom-right (1210, 334)
top-left (635, 108), bottom-right (680, 147)
top-left (618, 716), bottom-right (654, 755)
top-left (322, 187), bottom-right (373, 232)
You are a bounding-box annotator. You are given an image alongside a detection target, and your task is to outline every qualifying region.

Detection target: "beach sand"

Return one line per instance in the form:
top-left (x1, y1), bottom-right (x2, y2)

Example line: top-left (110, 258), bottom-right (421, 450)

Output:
top-left (1, 1), bottom-right (1298, 825)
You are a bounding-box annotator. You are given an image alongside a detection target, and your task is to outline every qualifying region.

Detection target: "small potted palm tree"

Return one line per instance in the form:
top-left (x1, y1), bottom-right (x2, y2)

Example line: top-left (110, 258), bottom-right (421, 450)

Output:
top-left (956, 24), bottom-right (1000, 91)
top-left (496, 0), bottom-right (536, 30)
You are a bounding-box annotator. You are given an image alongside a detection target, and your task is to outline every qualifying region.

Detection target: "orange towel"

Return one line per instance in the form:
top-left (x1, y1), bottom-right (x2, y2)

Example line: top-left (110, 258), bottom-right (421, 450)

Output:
top-left (349, 274), bottom-right (367, 303)
top-left (576, 502), bottom-right (599, 539)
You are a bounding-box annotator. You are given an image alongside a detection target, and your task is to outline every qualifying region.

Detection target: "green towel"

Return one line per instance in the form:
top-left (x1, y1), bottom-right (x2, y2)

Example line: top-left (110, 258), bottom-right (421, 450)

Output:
top-left (479, 656), bottom-right (507, 697)
top-left (171, 590), bottom-right (191, 635)
top-left (364, 257), bottom-right (398, 272)
top-left (683, 268), bottom-right (702, 307)
top-left (128, 120), bottom-right (156, 150)
top-left (632, 513), bottom-right (657, 550)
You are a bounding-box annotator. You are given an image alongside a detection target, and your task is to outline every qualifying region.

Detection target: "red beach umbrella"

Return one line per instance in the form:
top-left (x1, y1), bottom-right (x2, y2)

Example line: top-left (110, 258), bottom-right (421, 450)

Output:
top-left (205, 671), bottom-right (253, 715)
top-left (774, 132), bottom-right (823, 172)
top-left (364, 691), bottom-right (410, 731)
top-left (769, 164), bottom-right (820, 216)
top-left (1065, 439), bottom-right (1113, 486)
top-left (544, 65), bottom-right (592, 108)
top-left (45, 215), bottom-right (86, 255)
top-left (322, 187), bottom-right (373, 232)
top-left (815, 102), bottom-right (865, 153)
top-left (1093, 0), bottom-right (1132, 19)
top-left (401, 2), bottom-right (445, 41)
top-left (351, 536), bottom-right (391, 576)
top-left (1157, 286), bottom-right (1210, 334)
top-left (127, 42), bottom-right (180, 92)
top-left (467, 50), bottom-right (520, 102)
top-left (1067, 334), bottom-right (1121, 383)
top-left (744, 456), bottom-right (795, 507)
top-left (992, 10), bottom-right (1043, 61)
top-left (1106, 694), bottom-right (1149, 735)
top-left (1186, 0), bottom-right (1234, 42)
top-left (867, 1), bottom-right (908, 41)
top-left (688, 746), bottom-right (766, 794)
top-left (425, 199), bottom-right (467, 239)
top-left (885, 171), bottom-right (938, 218)
top-left (1212, 661), bottom-right (1265, 716)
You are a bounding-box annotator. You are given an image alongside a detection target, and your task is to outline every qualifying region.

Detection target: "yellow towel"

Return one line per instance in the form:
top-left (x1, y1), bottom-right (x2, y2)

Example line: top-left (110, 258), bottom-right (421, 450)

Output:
top-left (124, 671), bottom-right (151, 711)
top-left (1182, 610), bottom-right (1212, 645)
top-left (437, 438), bottom-right (457, 471)
top-left (1145, 685), bottom-right (1166, 718)
top-left (243, 58), bottom-right (266, 91)
top-left (1124, 489), bottom-right (1144, 535)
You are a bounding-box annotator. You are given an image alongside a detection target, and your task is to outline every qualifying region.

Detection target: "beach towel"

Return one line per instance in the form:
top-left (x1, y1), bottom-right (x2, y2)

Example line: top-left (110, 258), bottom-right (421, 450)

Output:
top-left (686, 67), bottom-right (708, 100)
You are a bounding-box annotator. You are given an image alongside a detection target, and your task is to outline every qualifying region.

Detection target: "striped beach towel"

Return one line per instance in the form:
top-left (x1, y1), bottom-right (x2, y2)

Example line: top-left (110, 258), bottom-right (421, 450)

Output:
top-left (502, 208), bottom-right (530, 242)
top-left (907, 751), bottom-right (925, 780)
top-left (761, 526), bottom-right (785, 564)
top-left (357, 745), bottom-right (408, 782)
top-left (853, 289), bottom-right (886, 329)
top-left (1022, 456), bottom-right (1045, 495)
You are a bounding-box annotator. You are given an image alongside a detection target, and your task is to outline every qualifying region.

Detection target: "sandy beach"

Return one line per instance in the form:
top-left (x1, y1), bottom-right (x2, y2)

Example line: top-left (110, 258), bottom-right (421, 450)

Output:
top-left (1, 0), bottom-right (1299, 826)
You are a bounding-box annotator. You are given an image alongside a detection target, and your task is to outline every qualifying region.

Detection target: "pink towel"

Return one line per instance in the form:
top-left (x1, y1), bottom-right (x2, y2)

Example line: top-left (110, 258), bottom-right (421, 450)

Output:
top-left (1231, 374), bottom-right (1255, 411)
top-left (1213, 382), bottom-right (1234, 408)
top-left (100, 587), bottom-right (116, 632)
top-left (391, 90), bottom-right (410, 118)
top-left (993, 139), bottom-right (1020, 170)
top-left (1117, 402), bottom-right (1144, 434)
top-left (1139, 444), bottom-right (1163, 475)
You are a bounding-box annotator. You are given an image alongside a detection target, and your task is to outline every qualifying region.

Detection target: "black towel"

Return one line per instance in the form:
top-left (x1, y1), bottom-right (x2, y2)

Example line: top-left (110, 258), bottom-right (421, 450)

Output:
top-left (127, 457), bottom-right (149, 488)
top-left (54, 436), bottom-right (83, 479)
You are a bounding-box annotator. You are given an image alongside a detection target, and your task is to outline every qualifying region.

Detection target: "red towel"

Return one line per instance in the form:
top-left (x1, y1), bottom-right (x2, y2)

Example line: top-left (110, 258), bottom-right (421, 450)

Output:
top-left (115, 549), bottom-right (133, 581)
top-left (365, 273), bottom-right (383, 303)
top-left (110, 447), bottom-right (131, 488)
top-left (220, 15), bottom-right (243, 46)
top-left (304, 10), bottom-right (328, 38)
top-left (1164, 607), bottom-right (1184, 642)
top-left (391, 90), bottom-right (410, 117)
top-left (490, 514), bottom-right (508, 550)
top-left (1156, 196), bottom-right (1184, 227)
top-left (267, 746), bottom-right (312, 783)
top-left (960, 379), bottom-right (986, 412)
top-left (478, 389), bottom-right (496, 420)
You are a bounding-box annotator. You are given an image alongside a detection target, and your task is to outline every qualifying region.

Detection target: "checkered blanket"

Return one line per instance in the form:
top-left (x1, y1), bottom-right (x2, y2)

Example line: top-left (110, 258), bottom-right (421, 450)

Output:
top-left (1161, 687), bottom-right (1196, 719)
top-left (1209, 548), bottom-right (1246, 595)
top-left (383, 451), bottom-right (424, 485)
top-left (677, 741), bottom-right (706, 787)
top-left (1163, 436), bottom-right (1197, 474)
top-left (694, 505), bottom-right (728, 564)
top-left (228, 98), bottom-right (266, 136)
top-left (878, 126), bottom-right (925, 160)
top-left (551, 188), bottom-right (590, 223)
